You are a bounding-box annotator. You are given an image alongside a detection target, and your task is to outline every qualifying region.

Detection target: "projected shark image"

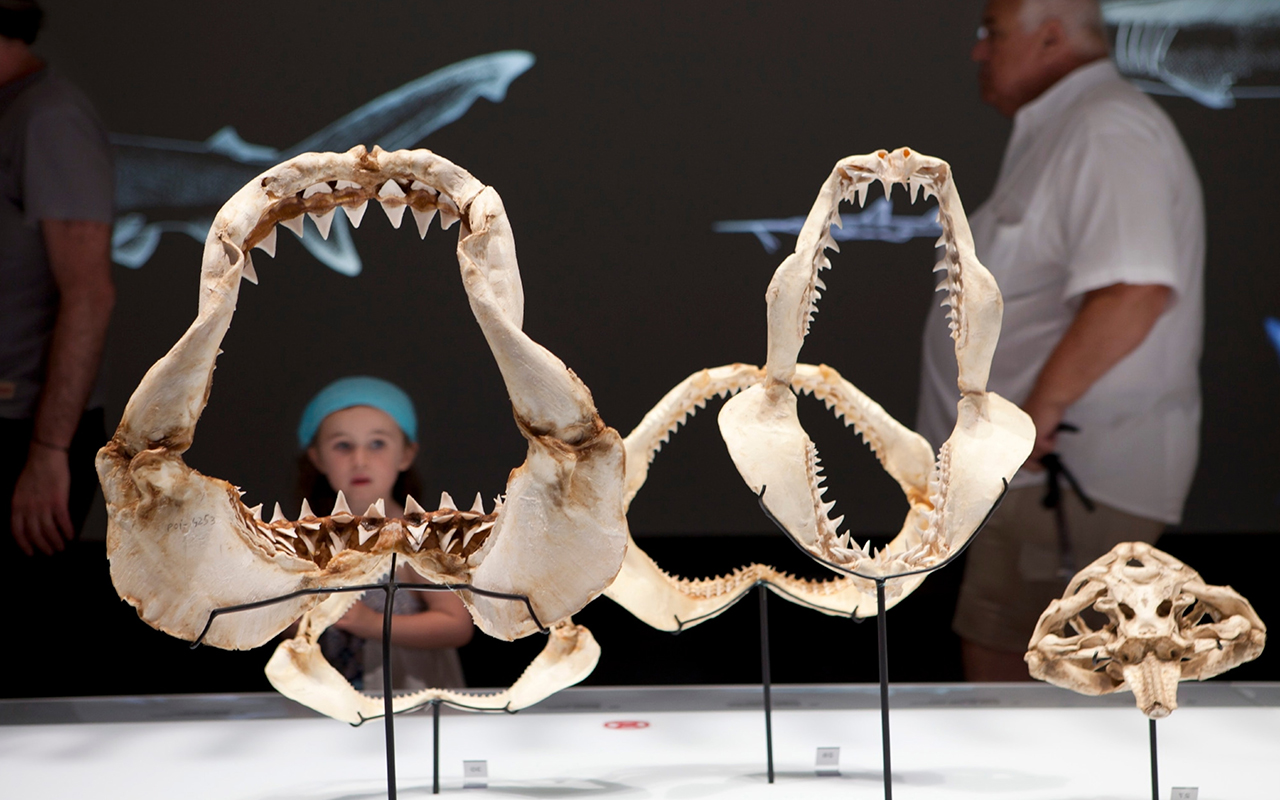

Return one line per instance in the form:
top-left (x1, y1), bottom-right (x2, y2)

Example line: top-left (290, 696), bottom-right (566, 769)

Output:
top-left (713, 196), bottom-right (942, 254)
top-left (1104, 0), bottom-right (1280, 108)
top-left (111, 51), bottom-right (534, 275)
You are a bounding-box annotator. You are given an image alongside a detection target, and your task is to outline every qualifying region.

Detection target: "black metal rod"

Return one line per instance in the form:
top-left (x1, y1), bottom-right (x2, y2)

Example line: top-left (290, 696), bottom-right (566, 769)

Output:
top-left (1149, 718), bottom-right (1158, 800)
top-left (433, 700), bottom-right (441, 795)
top-left (876, 579), bottom-right (892, 800)
top-left (382, 556), bottom-right (398, 800)
top-left (758, 584), bottom-right (774, 784)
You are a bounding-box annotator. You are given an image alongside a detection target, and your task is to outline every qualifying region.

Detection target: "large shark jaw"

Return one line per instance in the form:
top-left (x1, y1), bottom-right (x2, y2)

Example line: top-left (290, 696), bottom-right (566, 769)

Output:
top-left (713, 148), bottom-right (1034, 610)
top-left (99, 145), bottom-right (629, 656)
top-left (1027, 542), bottom-right (1267, 718)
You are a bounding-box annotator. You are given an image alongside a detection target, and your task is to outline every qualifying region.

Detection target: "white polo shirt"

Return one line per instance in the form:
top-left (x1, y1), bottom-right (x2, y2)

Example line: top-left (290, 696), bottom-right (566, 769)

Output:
top-left (917, 60), bottom-right (1204, 525)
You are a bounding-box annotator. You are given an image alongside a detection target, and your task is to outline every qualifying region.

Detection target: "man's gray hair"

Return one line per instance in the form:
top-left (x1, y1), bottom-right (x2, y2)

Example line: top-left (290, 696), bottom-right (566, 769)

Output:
top-left (1019, 0), bottom-right (1109, 57)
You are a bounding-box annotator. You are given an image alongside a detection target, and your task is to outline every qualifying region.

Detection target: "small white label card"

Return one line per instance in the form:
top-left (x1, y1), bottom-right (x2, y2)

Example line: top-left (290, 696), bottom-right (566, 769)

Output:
top-left (815, 746), bottom-right (840, 776)
top-left (1170, 789), bottom-right (1198, 800)
top-left (463, 760), bottom-right (488, 789)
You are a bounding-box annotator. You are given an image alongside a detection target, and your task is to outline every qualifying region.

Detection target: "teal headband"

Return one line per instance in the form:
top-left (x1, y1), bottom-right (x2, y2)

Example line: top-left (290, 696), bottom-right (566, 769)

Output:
top-left (298, 376), bottom-right (418, 448)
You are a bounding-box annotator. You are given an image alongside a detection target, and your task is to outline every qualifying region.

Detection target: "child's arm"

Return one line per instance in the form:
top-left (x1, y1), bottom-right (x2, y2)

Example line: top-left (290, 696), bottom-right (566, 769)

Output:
top-left (334, 590), bottom-right (474, 649)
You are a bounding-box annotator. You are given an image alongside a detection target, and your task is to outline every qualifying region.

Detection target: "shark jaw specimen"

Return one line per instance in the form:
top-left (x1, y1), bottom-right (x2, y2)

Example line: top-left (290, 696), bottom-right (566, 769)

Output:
top-left (98, 145), bottom-right (627, 718)
top-left (603, 150), bottom-right (1036, 629)
top-left (1027, 542), bottom-right (1266, 718)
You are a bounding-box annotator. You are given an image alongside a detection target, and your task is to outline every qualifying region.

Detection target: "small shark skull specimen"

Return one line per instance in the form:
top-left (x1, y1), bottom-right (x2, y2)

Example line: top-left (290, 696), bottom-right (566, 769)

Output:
top-left (98, 146), bottom-right (627, 718)
top-left (606, 149), bottom-right (1036, 628)
top-left (1026, 541), bottom-right (1266, 718)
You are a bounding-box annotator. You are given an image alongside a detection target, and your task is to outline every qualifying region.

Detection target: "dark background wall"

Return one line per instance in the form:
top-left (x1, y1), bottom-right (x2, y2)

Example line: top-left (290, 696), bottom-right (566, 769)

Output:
top-left (12, 1), bottom-right (1278, 697)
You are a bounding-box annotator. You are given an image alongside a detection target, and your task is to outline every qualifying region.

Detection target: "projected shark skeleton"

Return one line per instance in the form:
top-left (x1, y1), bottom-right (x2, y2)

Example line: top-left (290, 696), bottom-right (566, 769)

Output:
top-left (1104, 0), bottom-right (1280, 108)
top-left (110, 51), bottom-right (534, 274)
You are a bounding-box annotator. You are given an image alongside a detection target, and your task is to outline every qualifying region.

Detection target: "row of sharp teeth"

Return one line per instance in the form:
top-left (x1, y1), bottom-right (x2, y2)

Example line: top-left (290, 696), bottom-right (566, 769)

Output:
top-left (241, 178), bottom-right (461, 284)
top-left (242, 489), bottom-right (497, 558)
top-left (847, 175), bottom-right (935, 209)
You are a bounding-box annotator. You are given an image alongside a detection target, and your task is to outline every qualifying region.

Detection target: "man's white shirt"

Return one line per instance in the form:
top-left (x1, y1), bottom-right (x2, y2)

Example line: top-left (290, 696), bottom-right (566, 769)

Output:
top-left (917, 59), bottom-right (1205, 524)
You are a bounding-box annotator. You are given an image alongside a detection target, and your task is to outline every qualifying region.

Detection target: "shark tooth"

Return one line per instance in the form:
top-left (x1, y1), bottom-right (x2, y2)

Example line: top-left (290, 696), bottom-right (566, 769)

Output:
top-left (364, 499), bottom-right (386, 519)
top-left (357, 524), bottom-right (379, 546)
top-left (855, 183), bottom-right (868, 207)
top-left (297, 530), bottom-right (317, 555)
top-left (248, 504), bottom-right (264, 521)
top-left (275, 537), bottom-right (297, 555)
top-left (270, 502), bottom-right (287, 524)
top-left (909, 178), bottom-right (923, 204)
top-left (411, 207), bottom-right (436, 238)
top-left (302, 182), bottom-right (333, 199)
top-left (461, 526), bottom-right (481, 551)
top-left (241, 255), bottom-right (259, 285)
top-left (253, 226), bottom-right (277, 258)
top-left (829, 514), bottom-right (845, 531)
top-left (470, 492), bottom-right (485, 515)
top-left (404, 494), bottom-right (427, 517)
top-left (438, 529), bottom-right (457, 553)
top-left (280, 215), bottom-right (305, 238)
top-left (880, 178), bottom-right (893, 201)
top-left (342, 200), bottom-right (368, 228)
top-left (299, 498), bottom-right (316, 519)
top-left (471, 519), bottom-right (495, 536)
top-left (410, 180), bottom-right (436, 195)
top-left (334, 180), bottom-right (361, 191)
top-left (274, 522), bottom-right (297, 539)
top-left (437, 196), bottom-right (460, 230)
top-left (406, 523), bottom-right (427, 551)
top-left (328, 530), bottom-right (346, 555)
top-left (330, 491), bottom-right (354, 524)
top-left (308, 208), bottom-right (336, 240)
top-left (381, 200), bottom-right (406, 229)
top-left (439, 491), bottom-right (457, 511)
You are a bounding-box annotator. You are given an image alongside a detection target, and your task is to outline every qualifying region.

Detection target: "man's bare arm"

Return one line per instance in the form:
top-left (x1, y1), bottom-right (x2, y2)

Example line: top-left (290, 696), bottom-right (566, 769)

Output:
top-left (1021, 282), bottom-right (1172, 470)
top-left (11, 219), bottom-right (114, 555)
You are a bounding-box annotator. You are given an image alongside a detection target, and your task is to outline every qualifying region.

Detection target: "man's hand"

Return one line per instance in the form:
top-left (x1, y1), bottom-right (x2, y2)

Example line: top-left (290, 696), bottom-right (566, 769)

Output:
top-left (1019, 282), bottom-right (1171, 472)
top-left (11, 443), bottom-right (74, 555)
top-left (1020, 394), bottom-right (1067, 472)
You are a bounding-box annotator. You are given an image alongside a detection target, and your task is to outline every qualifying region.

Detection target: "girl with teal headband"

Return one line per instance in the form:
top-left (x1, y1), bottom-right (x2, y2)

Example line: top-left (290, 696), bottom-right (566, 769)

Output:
top-left (298, 376), bottom-right (472, 691)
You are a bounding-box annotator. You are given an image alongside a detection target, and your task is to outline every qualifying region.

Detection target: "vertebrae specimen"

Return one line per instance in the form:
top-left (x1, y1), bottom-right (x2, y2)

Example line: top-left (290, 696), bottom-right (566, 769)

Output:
top-left (1026, 542), bottom-right (1266, 718)
top-left (98, 146), bottom-right (625, 720)
top-left (606, 149), bottom-right (1036, 628)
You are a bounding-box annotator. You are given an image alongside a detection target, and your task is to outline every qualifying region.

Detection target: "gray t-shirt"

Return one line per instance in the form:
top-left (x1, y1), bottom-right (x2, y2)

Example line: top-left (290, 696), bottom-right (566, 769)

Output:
top-left (0, 68), bottom-right (113, 419)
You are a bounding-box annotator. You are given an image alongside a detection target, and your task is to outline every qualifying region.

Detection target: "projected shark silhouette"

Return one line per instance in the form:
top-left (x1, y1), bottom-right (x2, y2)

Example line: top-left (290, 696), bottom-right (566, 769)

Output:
top-left (110, 51), bottom-right (534, 275)
top-left (714, 196), bottom-right (942, 253)
top-left (1104, 0), bottom-right (1280, 108)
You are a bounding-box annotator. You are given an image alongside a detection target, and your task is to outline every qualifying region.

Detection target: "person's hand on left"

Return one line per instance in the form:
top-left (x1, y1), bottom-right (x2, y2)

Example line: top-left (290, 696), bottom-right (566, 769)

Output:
top-left (11, 444), bottom-right (73, 555)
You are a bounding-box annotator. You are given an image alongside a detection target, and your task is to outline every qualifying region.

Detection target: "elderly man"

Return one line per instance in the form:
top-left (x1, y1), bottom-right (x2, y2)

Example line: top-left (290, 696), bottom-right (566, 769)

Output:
top-left (917, 0), bottom-right (1204, 680)
top-left (0, 0), bottom-right (115, 558)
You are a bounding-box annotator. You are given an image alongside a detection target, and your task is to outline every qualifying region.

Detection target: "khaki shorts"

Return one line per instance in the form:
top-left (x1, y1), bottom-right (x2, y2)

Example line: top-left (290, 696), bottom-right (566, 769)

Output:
top-left (952, 485), bottom-right (1164, 654)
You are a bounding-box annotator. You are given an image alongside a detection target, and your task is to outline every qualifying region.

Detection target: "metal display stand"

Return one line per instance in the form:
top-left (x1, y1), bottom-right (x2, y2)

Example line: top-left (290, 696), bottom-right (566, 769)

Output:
top-left (193, 554), bottom-right (542, 799)
top-left (1150, 718), bottom-right (1159, 800)
top-left (756, 480), bottom-right (1009, 799)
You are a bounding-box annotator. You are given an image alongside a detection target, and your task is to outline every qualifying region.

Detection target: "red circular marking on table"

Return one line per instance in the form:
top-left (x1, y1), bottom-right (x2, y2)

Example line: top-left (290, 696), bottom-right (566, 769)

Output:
top-left (604, 720), bottom-right (650, 729)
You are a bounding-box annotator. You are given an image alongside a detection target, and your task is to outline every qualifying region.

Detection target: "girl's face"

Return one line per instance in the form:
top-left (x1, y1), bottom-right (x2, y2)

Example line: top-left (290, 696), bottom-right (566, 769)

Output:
top-left (307, 405), bottom-right (417, 515)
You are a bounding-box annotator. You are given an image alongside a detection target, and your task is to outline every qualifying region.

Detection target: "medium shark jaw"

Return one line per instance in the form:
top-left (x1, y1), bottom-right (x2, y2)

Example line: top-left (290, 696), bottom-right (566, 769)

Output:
top-left (99, 145), bottom-right (628, 655)
top-left (717, 148), bottom-right (1033, 603)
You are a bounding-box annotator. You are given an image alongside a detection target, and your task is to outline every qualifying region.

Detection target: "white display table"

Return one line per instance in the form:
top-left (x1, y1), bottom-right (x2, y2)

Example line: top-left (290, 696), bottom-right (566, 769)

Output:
top-left (3, 683), bottom-right (1275, 799)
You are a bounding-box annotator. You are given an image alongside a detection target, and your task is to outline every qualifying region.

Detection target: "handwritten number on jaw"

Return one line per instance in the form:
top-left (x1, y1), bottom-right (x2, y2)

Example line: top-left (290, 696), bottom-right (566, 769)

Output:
top-left (166, 514), bottom-right (216, 533)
